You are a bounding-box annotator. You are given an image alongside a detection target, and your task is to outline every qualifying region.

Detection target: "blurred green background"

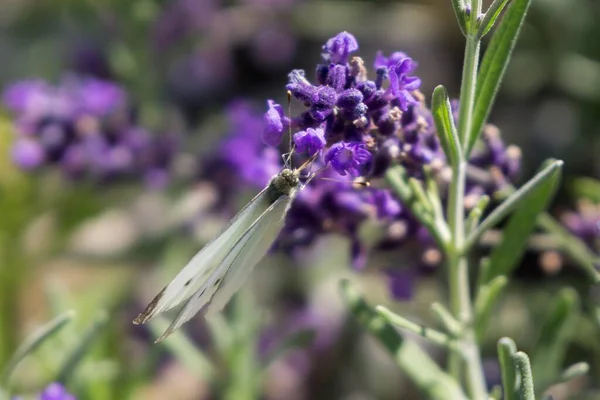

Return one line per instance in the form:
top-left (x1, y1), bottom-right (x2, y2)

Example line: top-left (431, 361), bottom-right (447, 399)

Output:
top-left (0, 0), bottom-right (599, 399)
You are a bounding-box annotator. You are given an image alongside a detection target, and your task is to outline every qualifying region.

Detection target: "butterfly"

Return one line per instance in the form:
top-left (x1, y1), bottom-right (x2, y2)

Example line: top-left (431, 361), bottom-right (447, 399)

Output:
top-left (134, 153), bottom-right (318, 342)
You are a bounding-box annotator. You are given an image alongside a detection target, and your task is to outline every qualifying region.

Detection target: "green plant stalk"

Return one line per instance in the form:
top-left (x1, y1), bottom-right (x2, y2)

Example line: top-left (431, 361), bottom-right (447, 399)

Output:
top-left (446, 0), bottom-right (487, 397)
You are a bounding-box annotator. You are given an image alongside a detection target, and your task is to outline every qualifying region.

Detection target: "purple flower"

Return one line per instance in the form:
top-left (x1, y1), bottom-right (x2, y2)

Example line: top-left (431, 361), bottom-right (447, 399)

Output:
top-left (369, 189), bottom-right (401, 219)
top-left (76, 78), bottom-right (126, 115)
top-left (387, 58), bottom-right (422, 111)
top-left (386, 269), bottom-right (414, 301)
top-left (293, 127), bottom-right (326, 156)
top-left (561, 200), bottom-right (600, 250)
top-left (2, 75), bottom-right (179, 187)
top-left (39, 383), bottom-right (76, 400)
top-left (325, 142), bottom-right (372, 176)
top-left (262, 100), bottom-right (289, 146)
top-left (374, 51), bottom-right (414, 69)
top-left (2, 79), bottom-right (50, 113)
top-left (12, 138), bottom-right (45, 170)
top-left (322, 31), bottom-right (358, 64)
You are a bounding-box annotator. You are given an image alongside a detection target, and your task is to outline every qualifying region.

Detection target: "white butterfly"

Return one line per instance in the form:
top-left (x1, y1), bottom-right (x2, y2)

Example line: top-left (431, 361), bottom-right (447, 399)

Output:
top-left (134, 157), bottom-right (317, 342)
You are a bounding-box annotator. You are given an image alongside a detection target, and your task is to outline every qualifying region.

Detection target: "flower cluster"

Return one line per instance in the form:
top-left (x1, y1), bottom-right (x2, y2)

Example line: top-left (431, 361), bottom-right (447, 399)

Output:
top-left (203, 32), bottom-right (522, 299)
top-left (2, 76), bottom-right (179, 188)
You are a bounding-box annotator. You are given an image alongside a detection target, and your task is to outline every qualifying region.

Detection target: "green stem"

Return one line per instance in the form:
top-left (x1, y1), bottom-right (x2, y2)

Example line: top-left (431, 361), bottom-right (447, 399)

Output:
top-left (446, 0), bottom-right (487, 397)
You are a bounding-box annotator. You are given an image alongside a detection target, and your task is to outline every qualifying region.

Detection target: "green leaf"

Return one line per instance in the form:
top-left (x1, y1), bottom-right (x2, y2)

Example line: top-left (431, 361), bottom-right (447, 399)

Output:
top-left (465, 160), bottom-right (562, 251)
top-left (339, 280), bottom-right (466, 400)
top-left (0, 310), bottom-right (75, 386)
top-left (262, 329), bottom-right (316, 368)
top-left (468, 0), bottom-right (532, 155)
top-left (497, 337), bottom-right (518, 400)
top-left (376, 305), bottom-right (453, 348)
top-left (531, 288), bottom-right (579, 391)
top-left (450, 0), bottom-right (468, 36)
top-left (514, 352), bottom-right (535, 400)
top-left (475, 275), bottom-right (508, 340)
top-left (555, 362), bottom-right (589, 384)
top-left (430, 302), bottom-right (462, 337)
top-left (480, 159), bottom-right (562, 284)
top-left (477, 0), bottom-right (513, 39)
top-left (432, 85), bottom-right (463, 165)
top-left (56, 311), bottom-right (110, 384)
top-left (148, 317), bottom-right (215, 379)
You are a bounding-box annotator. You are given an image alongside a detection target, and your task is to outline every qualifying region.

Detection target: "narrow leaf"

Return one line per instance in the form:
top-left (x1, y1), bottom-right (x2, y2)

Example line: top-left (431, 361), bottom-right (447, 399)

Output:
top-left (468, 0), bottom-right (532, 155)
top-left (0, 311), bottom-right (75, 386)
top-left (531, 288), bottom-right (579, 391)
top-left (466, 159), bottom-right (562, 251)
top-left (451, 0), bottom-right (468, 36)
top-left (514, 352), bottom-right (535, 400)
top-left (477, 0), bottom-right (513, 39)
top-left (262, 329), bottom-right (316, 368)
top-left (340, 280), bottom-right (466, 400)
top-left (475, 275), bottom-right (508, 340)
top-left (480, 159), bottom-right (562, 283)
top-left (498, 337), bottom-right (518, 400)
top-left (555, 362), bottom-right (589, 384)
top-left (537, 213), bottom-right (600, 283)
top-left (56, 311), bottom-right (110, 383)
top-left (149, 317), bottom-right (215, 378)
top-left (432, 85), bottom-right (462, 165)
top-left (376, 305), bottom-right (453, 348)
top-left (430, 302), bottom-right (462, 337)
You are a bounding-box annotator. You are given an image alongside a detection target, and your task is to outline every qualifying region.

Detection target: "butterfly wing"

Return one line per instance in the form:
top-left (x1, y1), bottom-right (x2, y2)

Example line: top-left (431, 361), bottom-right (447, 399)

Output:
top-left (154, 192), bottom-right (295, 342)
top-left (133, 188), bottom-right (272, 325)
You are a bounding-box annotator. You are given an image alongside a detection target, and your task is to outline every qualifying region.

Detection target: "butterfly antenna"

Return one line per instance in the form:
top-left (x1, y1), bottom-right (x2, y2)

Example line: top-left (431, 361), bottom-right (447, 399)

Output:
top-left (321, 176), bottom-right (371, 188)
top-left (284, 90), bottom-right (294, 168)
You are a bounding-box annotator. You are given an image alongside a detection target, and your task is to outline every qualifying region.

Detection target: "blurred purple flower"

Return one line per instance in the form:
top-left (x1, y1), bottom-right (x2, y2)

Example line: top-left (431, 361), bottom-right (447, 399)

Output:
top-left (369, 189), bottom-right (401, 219)
top-left (263, 100), bottom-right (289, 147)
top-left (293, 127), bottom-right (325, 156)
top-left (325, 142), bottom-right (372, 176)
top-left (386, 269), bottom-right (414, 301)
top-left (2, 76), bottom-right (178, 188)
top-left (38, 383), bottom-right (76, 400)
top-left (561, 200), bottom-right (600, 251)
top-left (12, 138), bottom-right (45, 170)
top-left (2, 79), bottom-right (50, 113)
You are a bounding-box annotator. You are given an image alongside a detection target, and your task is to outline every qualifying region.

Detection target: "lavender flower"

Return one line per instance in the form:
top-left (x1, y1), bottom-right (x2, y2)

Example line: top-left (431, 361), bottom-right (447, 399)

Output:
top-left (387, 58), bottom-right (422, 111)
top-left (202, 32), bottom-right (522, 301)
top-left (38, 383), bottom-right (76, 400)
top-left (325, 142), bottom-right (372, 176)
top-left (293, 127), bottom-right (326, 156)
top-left (263, 100), bottom-right (290, 147)
top-left (374, 51), bottom-right (412, 69)
top-left (322, 31), bottom-right (359, 64)
top-left (2, 76), bottom-right (178, 188)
